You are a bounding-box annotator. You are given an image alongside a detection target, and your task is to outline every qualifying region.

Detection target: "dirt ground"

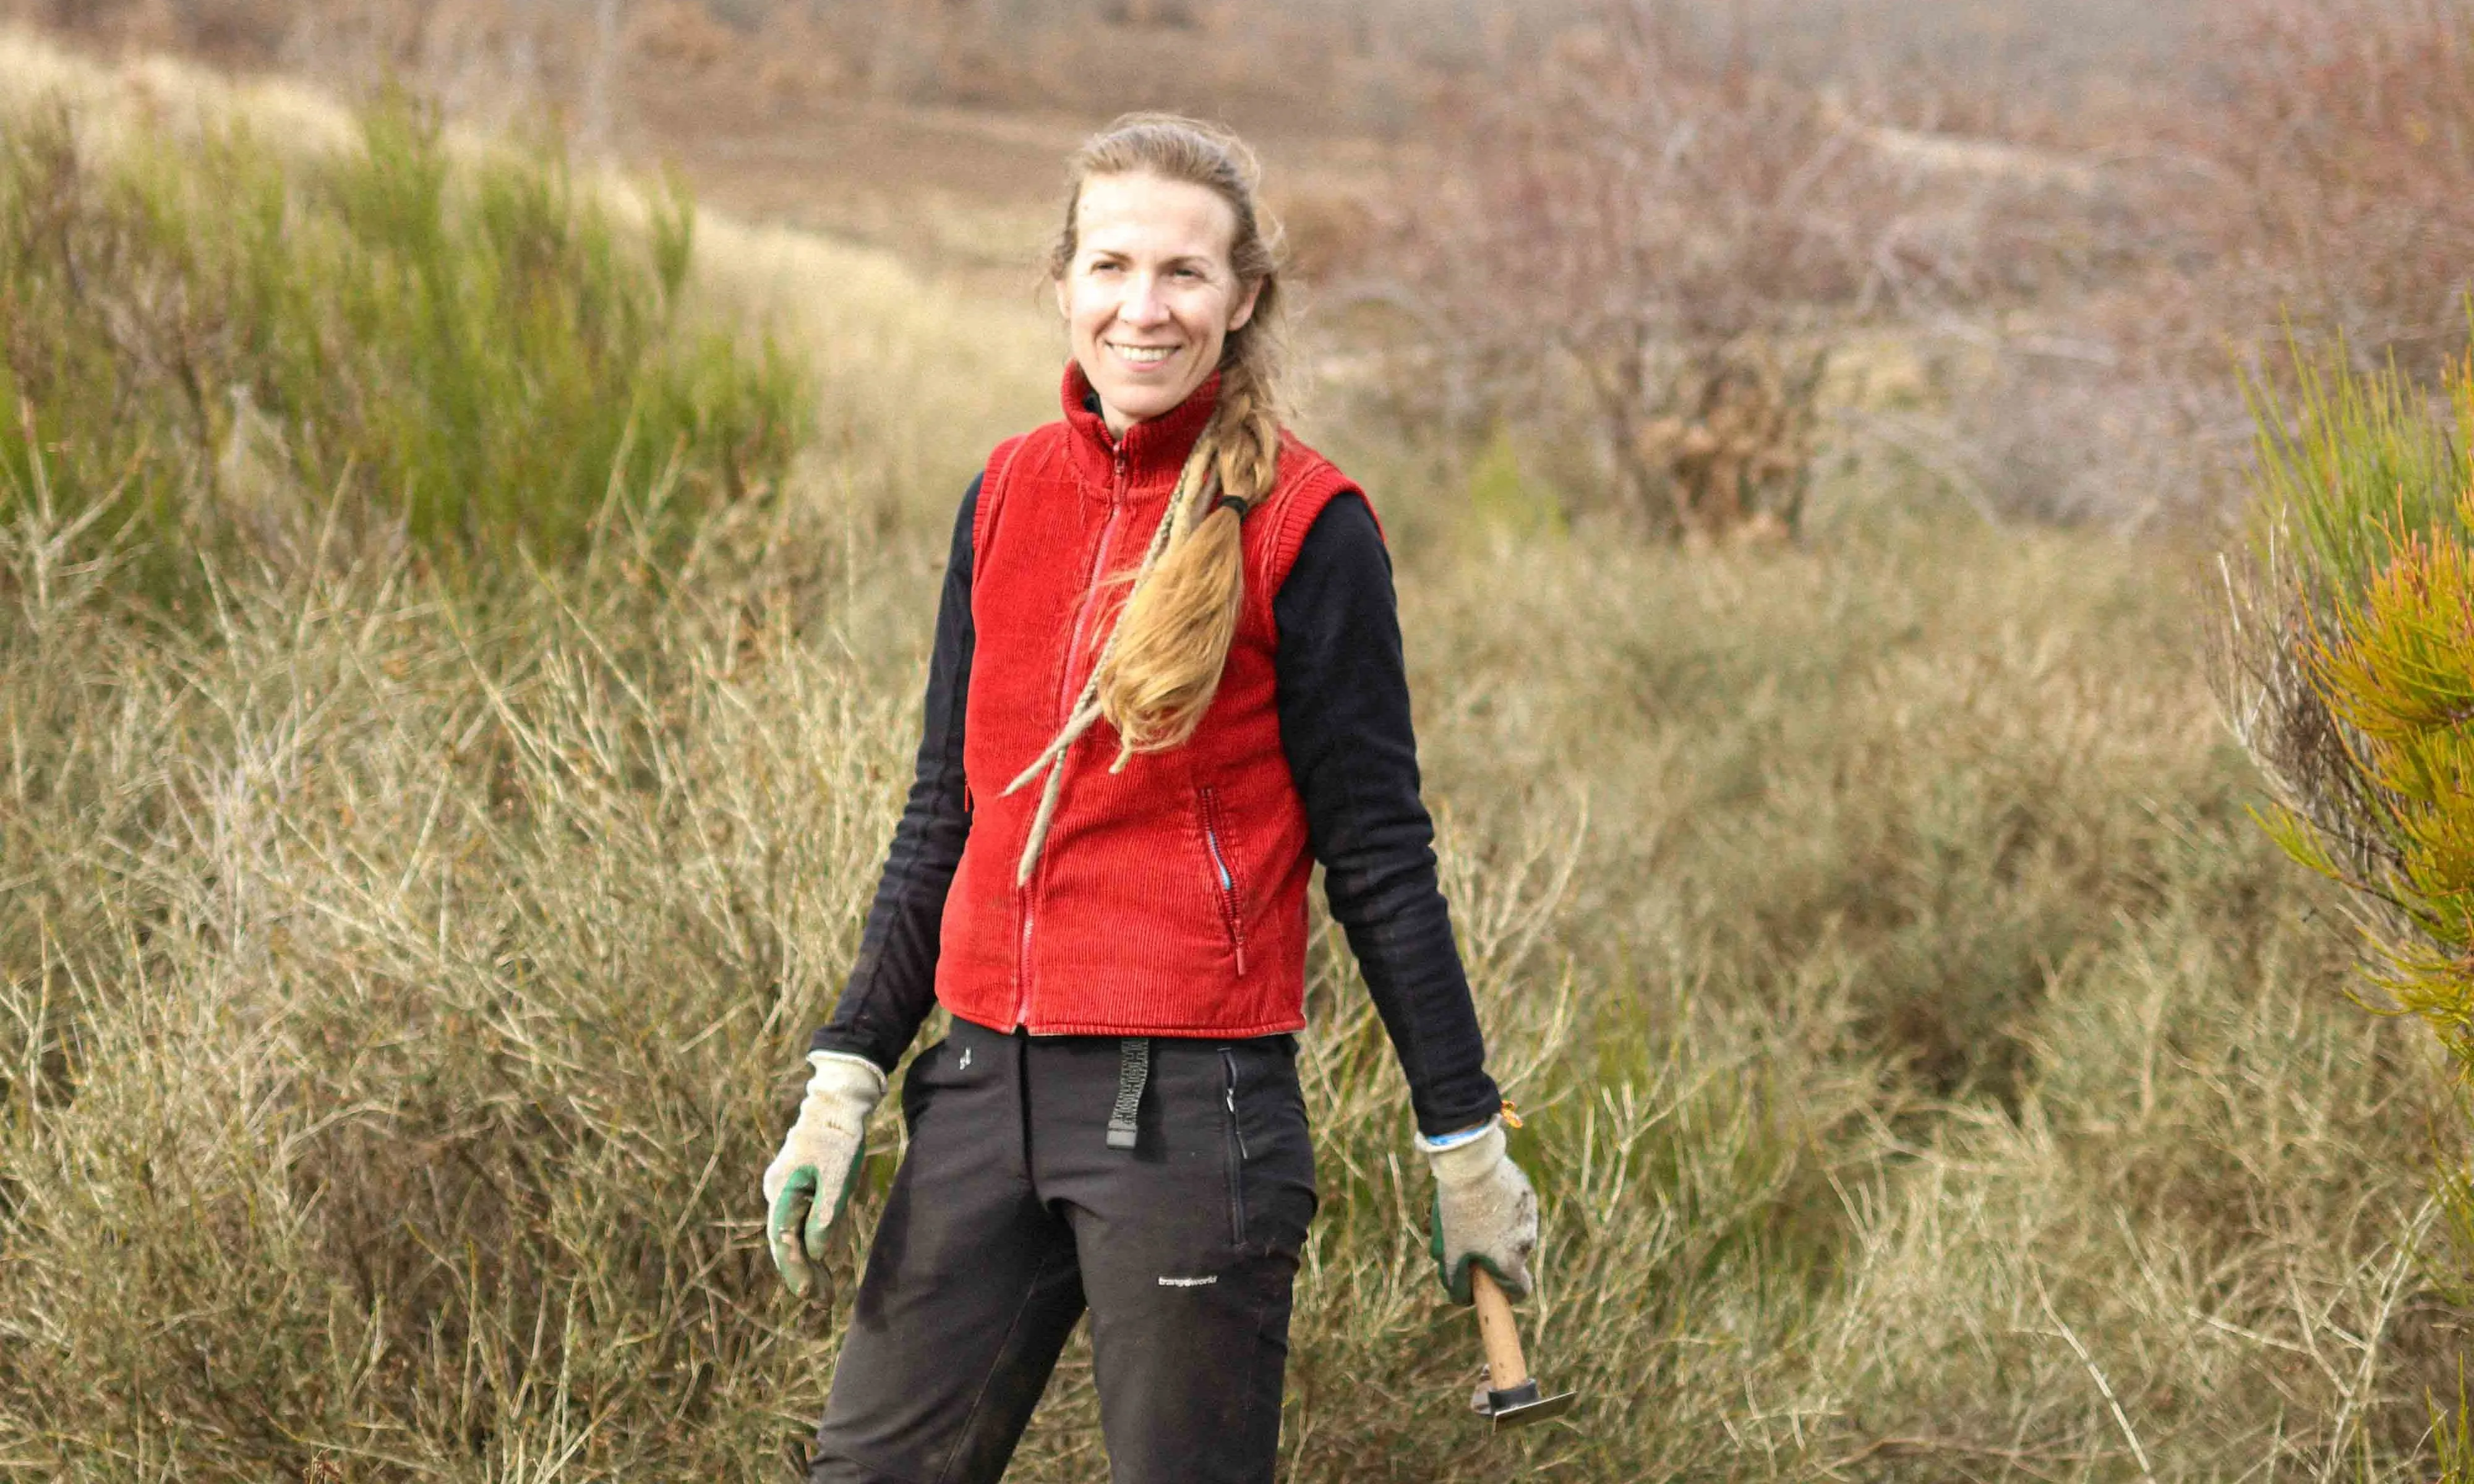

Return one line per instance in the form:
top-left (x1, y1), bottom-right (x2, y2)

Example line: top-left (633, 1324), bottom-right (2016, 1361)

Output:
top-left (607, 49), bottom-right (1411, 297)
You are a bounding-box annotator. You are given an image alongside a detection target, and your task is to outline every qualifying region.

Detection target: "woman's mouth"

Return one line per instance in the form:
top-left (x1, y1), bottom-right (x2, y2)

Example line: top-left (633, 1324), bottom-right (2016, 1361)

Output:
top-left (1108, 341), bottom-right (1178, 368)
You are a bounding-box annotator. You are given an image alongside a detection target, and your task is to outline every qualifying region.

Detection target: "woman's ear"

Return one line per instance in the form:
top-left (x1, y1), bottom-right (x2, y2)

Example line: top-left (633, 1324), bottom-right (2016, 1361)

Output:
top-left (1053, 276), bottom-right (1070, 320)
top-left (1228, 278), bottom-right (1264, 333)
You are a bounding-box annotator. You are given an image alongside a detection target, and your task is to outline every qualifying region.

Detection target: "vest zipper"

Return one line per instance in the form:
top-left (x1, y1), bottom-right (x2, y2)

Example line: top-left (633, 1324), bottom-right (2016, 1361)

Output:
top-left (1060, 498), bottom-right (1129, 720)
top-left (1014, 897), bottom-right (1036, 1028)
top-left (1199, 786), bottom-right (1248, 976)
top-left (1016, 441), bottom-right (1134, 1029)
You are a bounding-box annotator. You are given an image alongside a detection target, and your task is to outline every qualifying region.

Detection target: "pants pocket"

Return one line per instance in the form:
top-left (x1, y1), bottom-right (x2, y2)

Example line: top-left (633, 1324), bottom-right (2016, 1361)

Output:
top-left (898, 1036), bottom-right (952, 1131)
top-left (1220, 1042), bottom-right (1316, 1260)
top-left (1219, 1048), bottom-right (1248, 1249)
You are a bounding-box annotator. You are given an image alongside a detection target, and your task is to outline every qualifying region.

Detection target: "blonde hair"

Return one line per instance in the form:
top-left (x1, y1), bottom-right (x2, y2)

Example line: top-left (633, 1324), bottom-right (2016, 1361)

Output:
top-left (1003, 114), bottom-right (1289, 882)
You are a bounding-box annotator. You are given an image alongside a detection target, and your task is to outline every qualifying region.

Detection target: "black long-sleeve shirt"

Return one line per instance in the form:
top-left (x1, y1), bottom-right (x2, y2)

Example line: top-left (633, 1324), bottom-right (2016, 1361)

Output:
top-left (812, 479), bottom-right (1501, 1136)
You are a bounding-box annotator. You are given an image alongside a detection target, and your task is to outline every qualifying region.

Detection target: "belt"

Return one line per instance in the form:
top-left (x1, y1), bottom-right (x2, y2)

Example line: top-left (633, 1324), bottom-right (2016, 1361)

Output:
top-left (1106, 1036), bottom-right (1150, 1150)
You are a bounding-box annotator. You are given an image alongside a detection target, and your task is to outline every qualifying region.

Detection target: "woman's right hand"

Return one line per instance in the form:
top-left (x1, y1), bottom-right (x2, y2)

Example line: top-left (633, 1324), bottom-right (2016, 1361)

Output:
top-left (763, 1052), bottom-right (889, 1298)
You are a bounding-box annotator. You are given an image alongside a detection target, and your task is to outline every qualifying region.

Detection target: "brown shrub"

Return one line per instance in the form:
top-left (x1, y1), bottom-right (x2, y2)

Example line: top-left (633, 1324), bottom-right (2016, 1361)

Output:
top-left (626, 0), bottom-right (736, 73)
top-left (1338, 0), bottom-right (2474, 534)
top-left (1345, 1), bottom-right (2114, 537)
top-left (1634, 340), bottom-right (1826, 539)
top-left (2194, 0), bottom-right (2474, 375)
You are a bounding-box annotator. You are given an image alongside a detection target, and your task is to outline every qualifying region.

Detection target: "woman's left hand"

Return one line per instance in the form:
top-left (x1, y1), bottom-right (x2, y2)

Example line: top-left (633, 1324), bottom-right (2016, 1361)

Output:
top-left (1421, 1118), bottom-right (1539, 1304)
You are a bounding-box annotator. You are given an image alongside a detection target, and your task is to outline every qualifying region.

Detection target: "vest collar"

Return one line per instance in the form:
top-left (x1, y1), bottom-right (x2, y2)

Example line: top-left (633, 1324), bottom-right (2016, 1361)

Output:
top-left (1061, 361), bottom-right (1223, 493)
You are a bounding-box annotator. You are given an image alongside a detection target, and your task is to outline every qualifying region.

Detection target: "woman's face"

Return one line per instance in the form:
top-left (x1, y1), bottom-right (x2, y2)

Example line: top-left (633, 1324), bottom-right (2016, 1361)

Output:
top-left (1057, 171), bottom-right (1261, 435)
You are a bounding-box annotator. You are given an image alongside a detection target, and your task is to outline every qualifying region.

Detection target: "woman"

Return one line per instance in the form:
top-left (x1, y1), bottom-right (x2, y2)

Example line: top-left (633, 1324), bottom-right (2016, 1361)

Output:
top-left (764, 114), bottom-right (1540, 1484)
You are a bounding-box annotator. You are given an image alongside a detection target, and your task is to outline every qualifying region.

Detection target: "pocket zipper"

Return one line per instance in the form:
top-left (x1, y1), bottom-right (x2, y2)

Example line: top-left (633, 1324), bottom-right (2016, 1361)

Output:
top-left (1221, 1048), bottom-right (1248, 1246)
top-left (1198, 787), bottom-right (1249, 976)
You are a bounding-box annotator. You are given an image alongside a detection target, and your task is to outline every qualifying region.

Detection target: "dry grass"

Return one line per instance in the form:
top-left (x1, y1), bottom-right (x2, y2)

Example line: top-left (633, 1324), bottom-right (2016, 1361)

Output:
top-left (0, 23), bottom-right (2465, 1484)
top-left (681, 208), bottom-right (1056, 523)
top-left (5, 441), bottom-right (2459, 1481)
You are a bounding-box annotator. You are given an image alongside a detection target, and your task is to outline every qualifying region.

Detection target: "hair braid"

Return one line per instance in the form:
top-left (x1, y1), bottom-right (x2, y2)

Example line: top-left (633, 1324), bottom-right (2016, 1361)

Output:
top-left (1094, 357), bottom-right (1280, 754)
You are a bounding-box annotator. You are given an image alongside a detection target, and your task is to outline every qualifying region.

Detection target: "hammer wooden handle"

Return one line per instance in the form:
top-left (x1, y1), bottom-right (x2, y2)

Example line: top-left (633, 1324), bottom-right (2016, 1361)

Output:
top-left (1471, 1267), bottom-right (1530, 1392)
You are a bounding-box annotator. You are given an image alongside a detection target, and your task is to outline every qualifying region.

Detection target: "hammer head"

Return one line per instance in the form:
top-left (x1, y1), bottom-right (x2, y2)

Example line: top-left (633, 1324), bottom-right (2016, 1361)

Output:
top-left (1478, 1378), bottom-right (1578, 1432)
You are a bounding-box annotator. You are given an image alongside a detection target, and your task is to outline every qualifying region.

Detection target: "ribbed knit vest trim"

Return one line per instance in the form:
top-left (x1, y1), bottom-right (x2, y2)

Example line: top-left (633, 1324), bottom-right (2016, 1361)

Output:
top-left (934, 362), bottom-right (1370, 1039)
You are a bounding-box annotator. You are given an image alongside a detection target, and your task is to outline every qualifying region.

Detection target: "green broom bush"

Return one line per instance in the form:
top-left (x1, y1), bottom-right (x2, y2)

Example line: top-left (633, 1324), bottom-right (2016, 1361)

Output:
top-left (0, 89), bottom-right (805, 593)
top-left (2219, 336), bottom-right (2474, 1479)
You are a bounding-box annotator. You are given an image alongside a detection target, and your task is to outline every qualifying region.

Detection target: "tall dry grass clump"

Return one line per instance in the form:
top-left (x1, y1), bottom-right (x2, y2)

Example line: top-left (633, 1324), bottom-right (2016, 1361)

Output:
top-left (0, 490), bottom-right (922, 1480)
top-left (7, 431), bottom-right (2465, 1482)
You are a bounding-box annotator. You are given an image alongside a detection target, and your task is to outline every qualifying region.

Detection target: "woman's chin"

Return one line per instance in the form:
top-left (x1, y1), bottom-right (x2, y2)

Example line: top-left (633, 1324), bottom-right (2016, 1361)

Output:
top-left (1090, 372), bottom-right (1206, 428)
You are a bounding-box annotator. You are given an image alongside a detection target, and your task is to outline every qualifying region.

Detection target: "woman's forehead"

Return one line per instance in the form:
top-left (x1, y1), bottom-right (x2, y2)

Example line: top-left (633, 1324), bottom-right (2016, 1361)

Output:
top-left (1074, 173), bottom-right (1239, 261)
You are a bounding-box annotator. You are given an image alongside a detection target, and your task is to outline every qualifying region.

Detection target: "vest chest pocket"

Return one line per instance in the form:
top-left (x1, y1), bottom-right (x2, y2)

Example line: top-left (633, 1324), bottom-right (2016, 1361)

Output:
top-left (1197, 786), bottom-right (1249, 977)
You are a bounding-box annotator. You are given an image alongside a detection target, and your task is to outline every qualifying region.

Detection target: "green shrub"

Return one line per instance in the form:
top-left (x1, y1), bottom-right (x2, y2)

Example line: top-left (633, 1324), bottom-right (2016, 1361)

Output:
top-left (2219, 339), bottom-right (2474, 1479)
top-left (0, 91), bottom-right (805, 589)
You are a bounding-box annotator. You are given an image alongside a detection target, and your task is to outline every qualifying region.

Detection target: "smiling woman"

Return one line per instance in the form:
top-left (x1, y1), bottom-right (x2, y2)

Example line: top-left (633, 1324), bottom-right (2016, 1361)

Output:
top-left (758, 113), bottom-right (1541, 1484)
top-left (1058, 172), bottom-right (1262, 432)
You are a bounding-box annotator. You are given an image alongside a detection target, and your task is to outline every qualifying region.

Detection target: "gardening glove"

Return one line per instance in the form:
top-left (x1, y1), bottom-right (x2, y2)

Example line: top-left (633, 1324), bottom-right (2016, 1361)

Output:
top-left (1421, 1115), bottom-right (1539, 1305)
top-left (762, 1051), bottom-right (886, 1300)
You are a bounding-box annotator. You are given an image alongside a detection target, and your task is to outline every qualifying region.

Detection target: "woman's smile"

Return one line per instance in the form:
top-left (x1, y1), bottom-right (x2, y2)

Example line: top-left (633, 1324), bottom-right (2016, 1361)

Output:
top-left (1106, 341), bottom-right (1178, 367)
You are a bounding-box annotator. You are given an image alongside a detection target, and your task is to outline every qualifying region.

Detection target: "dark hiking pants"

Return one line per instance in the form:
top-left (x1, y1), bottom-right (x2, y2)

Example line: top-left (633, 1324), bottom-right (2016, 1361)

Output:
top-left (805, 1015), bottom-right (1319, 1484)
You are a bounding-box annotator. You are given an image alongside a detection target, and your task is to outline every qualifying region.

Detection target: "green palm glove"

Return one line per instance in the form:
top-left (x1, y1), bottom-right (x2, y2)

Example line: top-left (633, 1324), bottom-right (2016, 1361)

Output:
top-left (1421, 1116), bottom-right (1539, 1305)
top-left (761, 1051), bottom-right (886, 1299)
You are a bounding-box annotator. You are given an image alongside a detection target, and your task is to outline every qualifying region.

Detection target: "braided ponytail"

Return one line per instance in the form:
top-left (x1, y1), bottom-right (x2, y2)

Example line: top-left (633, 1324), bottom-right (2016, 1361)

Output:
top-left (1096, 356), bottom-right (1282, 753)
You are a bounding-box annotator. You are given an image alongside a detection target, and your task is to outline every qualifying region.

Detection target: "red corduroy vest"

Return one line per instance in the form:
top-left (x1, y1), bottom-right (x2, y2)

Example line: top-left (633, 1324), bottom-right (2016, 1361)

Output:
top-left (934, 365), bottom-right (1368, 1038)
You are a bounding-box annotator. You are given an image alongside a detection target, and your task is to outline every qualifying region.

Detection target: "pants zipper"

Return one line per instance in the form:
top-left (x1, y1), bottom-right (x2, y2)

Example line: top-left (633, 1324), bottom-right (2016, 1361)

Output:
top-left (1220, 1048), bottom-right (1248, 1247)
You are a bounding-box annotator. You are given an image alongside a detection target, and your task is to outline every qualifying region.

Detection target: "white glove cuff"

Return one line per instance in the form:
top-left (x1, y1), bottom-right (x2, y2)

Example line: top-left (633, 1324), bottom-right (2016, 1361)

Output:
top-left (1418, 1117), bottom-right (1507, 1182)
top-left (804, 1049), bottom-right (889, 1106)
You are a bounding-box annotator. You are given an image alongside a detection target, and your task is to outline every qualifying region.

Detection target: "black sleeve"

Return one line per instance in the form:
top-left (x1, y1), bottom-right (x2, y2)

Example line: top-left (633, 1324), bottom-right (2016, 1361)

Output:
top-left (810, 477), bottom-right (979, 1071)
top-left (1273, 493), bottom-right (1503, 1138)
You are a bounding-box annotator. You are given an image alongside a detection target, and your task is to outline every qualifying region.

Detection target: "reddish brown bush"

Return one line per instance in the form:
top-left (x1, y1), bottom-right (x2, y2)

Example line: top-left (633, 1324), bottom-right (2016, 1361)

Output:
top-left (2196, 0), bottom-right (2474, 375)
top-left (1345, 2), bottom-right (2113, 536)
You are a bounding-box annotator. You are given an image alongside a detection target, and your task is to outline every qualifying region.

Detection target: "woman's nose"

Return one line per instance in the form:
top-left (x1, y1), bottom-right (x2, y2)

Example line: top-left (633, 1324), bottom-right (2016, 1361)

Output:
top-left (1118, 275), bottom-right (1171, 326)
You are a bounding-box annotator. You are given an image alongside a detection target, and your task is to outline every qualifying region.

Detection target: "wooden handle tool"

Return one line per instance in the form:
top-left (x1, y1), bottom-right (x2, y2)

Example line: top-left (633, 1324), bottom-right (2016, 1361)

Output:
top-left (1468, 1267), bottom-right (1577, 1431)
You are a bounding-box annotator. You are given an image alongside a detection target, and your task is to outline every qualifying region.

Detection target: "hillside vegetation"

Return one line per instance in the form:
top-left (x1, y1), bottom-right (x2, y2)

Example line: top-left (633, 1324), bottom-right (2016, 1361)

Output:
top-left (0, 27), bottom-right (2464, 1484)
